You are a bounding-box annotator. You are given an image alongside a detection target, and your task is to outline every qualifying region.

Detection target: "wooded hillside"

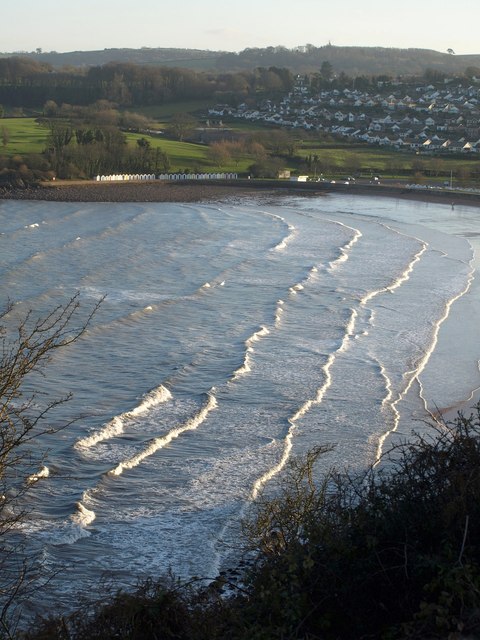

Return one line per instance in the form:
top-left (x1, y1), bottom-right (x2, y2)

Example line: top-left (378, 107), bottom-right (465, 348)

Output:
top-left (2, 44), bottom-right (480, 76)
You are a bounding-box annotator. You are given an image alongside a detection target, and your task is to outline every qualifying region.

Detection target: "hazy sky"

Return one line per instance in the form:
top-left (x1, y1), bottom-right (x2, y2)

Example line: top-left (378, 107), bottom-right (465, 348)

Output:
top-left (4, 0), bottom-right (480, 56)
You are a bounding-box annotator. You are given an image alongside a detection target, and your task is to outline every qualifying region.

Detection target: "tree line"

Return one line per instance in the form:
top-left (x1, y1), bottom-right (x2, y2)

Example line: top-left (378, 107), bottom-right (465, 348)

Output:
top-left (1, 55), bottom-right (479, 115)
top-left (6, 44), bottom-right (480, 77)
top-left (0, 57), bottom-right (295, 108)
top-left (215, 44), bottom-right (480, 76)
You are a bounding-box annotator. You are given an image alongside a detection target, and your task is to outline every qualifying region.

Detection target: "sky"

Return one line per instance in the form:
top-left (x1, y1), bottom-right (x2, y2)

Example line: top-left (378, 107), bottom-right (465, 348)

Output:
top-left (4, 0), bottom-right (480, 56)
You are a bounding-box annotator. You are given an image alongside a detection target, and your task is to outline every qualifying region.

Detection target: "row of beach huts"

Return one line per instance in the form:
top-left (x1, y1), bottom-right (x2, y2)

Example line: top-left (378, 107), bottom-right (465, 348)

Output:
top-left (95, 173), bottom-right (239, 182)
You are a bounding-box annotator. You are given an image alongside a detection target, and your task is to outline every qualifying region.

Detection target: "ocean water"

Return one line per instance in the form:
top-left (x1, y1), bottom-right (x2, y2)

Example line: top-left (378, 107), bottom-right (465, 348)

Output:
top-left (1, 192), bottom-right (479, 619)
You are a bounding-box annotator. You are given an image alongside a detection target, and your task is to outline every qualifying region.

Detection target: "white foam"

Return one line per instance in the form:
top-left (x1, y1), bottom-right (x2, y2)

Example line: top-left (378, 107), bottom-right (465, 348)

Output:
top-left (232, 352), bottom-right (252, 379)
top-left (76, 385), bottom-right (172, 448)
top-left (71, 501), bottom-right (96, 527)
top-left (27, 465), bottom-right (50, 484)
top-left (274, 300), bottom-right (285, 328)
top-left (246, 325), bottom-right (269, 347)
top-left (328, 223), bottom-right (362, 270)
top-left (232, 326), bottom-right (270, 381)
top-left (375, 261), bottom-right (476, 463)
top-left (289, 283), bottom-right (304, 294)
top-left (272, 223), bottom-right (296, 252)
top-left (109, 391), bottom-right (217, 477)
top-left (362, 241), bottom-right (428, 306)
top-left (252, 308), bottom-right (358, 499)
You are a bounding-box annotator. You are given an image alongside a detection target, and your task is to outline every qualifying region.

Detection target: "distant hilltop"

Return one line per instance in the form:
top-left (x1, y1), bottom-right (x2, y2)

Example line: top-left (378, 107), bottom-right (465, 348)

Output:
top-left (1, 44), bottom-right (480, 76)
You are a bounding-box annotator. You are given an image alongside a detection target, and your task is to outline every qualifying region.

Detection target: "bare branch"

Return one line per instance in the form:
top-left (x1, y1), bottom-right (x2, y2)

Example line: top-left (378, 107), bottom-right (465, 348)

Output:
top-left (0, 293), bottom-right (102, 632)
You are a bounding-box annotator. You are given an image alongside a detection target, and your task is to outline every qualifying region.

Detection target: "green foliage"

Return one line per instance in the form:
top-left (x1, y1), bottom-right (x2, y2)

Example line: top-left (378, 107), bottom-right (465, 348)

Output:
top-left (248, 157), bottom-right (285, 178)
top-left (236, 408), bottom-right (480, 639)
top-left (1, 114), bottom-right (479, 183)
top-left (25, 578), bottom-right (194, 640)
top-left (0, 118), bottom-right (49, 156)
top-left (0, 153), bottom-right (54, 186)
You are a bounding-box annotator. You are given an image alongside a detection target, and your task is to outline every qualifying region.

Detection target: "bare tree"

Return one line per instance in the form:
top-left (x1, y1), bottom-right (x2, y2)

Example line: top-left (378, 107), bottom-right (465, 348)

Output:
top-left (165, 114), bottom-right (197, 142)
top-left (0, 293), bottom-right (102, 636)
top-left (1, 127), bottom-right (9, 149)
top-left (207, 141), bottom-right (232, 169)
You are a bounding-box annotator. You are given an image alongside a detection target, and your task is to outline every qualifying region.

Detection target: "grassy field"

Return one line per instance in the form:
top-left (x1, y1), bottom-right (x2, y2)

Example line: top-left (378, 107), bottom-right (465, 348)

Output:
top-left (124, 131), bottom-right (253, 173)
top-left (0, 118), bottom-right (49, 156)
top-left (135, 100), bottom-right (213, 123)
top-left (297, 141), bottom-right (480, 180)
top-left (2, 116), bottom-right (479, 181)
top-left (124, 131), bottom-right (207, 167)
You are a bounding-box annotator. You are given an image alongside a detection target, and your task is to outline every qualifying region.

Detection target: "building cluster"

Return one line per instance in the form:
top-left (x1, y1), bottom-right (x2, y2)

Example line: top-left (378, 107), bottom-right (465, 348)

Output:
top-left (209, 76), bottom-right (480, 154)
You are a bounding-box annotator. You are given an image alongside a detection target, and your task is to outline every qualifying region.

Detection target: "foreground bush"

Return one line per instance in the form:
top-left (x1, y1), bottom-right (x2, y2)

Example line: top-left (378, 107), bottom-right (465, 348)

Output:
top-left (23, 408), bottom-right (480, 639)
top-left (238, 410), bottom-right (480, 639)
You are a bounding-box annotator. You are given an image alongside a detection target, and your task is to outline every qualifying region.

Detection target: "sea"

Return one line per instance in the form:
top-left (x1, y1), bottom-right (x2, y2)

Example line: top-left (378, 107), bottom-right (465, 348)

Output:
top-left (1, 191), bottom-right (480, 621)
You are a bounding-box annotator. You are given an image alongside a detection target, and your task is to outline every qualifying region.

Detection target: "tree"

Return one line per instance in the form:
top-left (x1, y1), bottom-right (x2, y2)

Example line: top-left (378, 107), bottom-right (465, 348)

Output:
top-left (254, 129), bottom-right (291, 156)
top-left (0, 294), bottom-right (102, 635)
top-left (154, 148), bottom-right (170, 173)
top-left (411, 156), bottom-right (426, 175)
top-left (245, 139), bottom-right (267, 161)
top-left (42, 101), bottom-right (58, 117)
top-left (248, 156), bottom-right (284, 178)
top-left (320, 60), bottom-right (334, 82)
top-left (119, 111), bottom-right (152, 131)
top-left (1, 127), bottom-right (9, 149)
top-left (465, 66), bottom-right (480, 79)
top-left (44, 120), bottom-right (74, 174)
top-left (136, 137), bottom-right (151, 151)
top-left (457, 165), bottom-right (471, 186)
top-left (342, 152), bottom-right (361, 176)
top-left (207, 141), bottom-right (231, 169)
top-left (166, 113), bottom-right (197, 142)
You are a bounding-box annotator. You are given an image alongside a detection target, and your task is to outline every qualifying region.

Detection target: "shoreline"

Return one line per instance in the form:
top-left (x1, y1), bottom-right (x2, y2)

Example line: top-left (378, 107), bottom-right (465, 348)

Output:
top-left (2, 178), bottom-right (480, 424)
top-left (1, 179), bottom-right (480, 208)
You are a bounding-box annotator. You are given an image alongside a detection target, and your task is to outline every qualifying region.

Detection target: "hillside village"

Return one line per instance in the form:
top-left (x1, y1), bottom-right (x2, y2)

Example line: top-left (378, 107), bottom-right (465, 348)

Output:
top-left (209, 75), bottom-right (480, 154)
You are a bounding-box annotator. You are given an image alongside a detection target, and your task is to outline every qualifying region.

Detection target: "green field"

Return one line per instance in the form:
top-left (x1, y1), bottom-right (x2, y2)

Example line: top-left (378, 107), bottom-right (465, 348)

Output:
top-left (0, 118), bottom-right (49, 156)
top-left (0, 118), bottom-right (249, 173)
top-left (124, 131), bottom-right (253, 173)
top-left (2, 116), bottom-right (479, 182)
top-left (135, 100), bottom-right (213, 124)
